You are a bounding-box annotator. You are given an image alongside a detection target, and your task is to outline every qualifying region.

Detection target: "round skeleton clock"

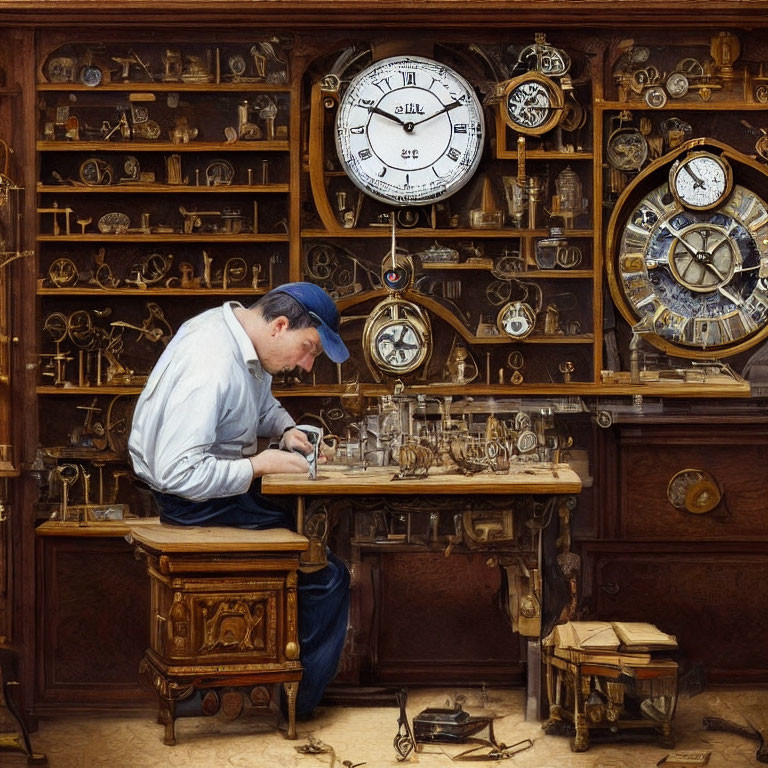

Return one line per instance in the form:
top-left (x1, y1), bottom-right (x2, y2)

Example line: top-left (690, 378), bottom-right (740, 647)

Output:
top-left (501, 72), bottom-right (564, 135)
top-left (609, 143), bottom-right (768, 356)
top-left (362, 253), bottom-right (432, 379)
top-left (335, 55), bottom-right (484, 205)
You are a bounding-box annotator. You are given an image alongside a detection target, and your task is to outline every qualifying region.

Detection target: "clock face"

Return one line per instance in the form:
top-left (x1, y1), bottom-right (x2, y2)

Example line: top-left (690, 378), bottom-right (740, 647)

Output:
top-left (497, 301), bottom-right (537, 338)
top-left (335, 55), bottom-right (484, 206)
top-left (502, 73), bottom-right (563, 135)
top-left (373, 320), bottom-right (427, 373)
top-left (670, 152), bottom-right (732, 211)
top-left (613, 181), bottom-right (768, 353)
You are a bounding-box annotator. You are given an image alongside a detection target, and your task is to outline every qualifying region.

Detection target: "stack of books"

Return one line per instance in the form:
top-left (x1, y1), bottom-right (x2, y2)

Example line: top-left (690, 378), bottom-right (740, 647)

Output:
top-left (546, 621), bottom-right (678, 665)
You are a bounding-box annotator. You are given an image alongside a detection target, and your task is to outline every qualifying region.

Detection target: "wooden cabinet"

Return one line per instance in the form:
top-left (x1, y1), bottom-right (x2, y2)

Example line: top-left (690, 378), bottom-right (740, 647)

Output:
top-left (582, 419), bottom-right (768, 684)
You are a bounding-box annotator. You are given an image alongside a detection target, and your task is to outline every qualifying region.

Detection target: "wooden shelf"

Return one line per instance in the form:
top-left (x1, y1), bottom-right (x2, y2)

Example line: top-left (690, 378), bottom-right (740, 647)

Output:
top-left (37, 141), bottom-right (290, 152)
top-left (420, 264), bottom-right (593, 278)
top-left (37, 233), bottom-right (288, 242)
top-left (38, 184), bottom-right (289, 194)
top-left (37, 386), bottom-right (143, 395)
top-left (301, 228), bottom-right (594, 239)
top-left (36, 82), bottom-right (291, 93)
top-left (495, 149), bottom-right (594, 161)
top-left (597, 99), bottom-right (768, 111)
top-left (37, 287), bottom-right (269, 296)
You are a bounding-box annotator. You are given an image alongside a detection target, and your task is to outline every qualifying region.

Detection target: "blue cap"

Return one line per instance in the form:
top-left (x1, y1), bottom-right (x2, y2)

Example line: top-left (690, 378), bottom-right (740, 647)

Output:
top-left (268, 282), bottom-right (350, 363)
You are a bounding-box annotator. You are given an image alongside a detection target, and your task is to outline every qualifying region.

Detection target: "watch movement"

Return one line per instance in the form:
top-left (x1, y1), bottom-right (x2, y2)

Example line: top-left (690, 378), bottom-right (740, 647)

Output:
top-left (335, 55), bottom-right (484, 205)
top-left (501, 71), bottom-right (564, 135)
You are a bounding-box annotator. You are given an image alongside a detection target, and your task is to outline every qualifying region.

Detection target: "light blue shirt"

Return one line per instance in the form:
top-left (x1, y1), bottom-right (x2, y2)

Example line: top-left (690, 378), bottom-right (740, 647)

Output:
top-left (128, 301), bottom-right (295, 500)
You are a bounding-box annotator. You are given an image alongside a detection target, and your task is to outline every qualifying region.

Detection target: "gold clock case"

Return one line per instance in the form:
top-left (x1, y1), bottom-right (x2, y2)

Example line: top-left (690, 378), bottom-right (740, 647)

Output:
top-left (606, 137), bottom-right (768, 359)
top-left (500, 71), bottom-right (565, 136)
top-left (362, 295), bottom-right (432, 381)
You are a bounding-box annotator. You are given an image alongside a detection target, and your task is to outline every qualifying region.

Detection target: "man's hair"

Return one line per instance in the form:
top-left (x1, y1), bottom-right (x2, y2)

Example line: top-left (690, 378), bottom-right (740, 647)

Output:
top-left (249, 292), bottom-right (316, 329)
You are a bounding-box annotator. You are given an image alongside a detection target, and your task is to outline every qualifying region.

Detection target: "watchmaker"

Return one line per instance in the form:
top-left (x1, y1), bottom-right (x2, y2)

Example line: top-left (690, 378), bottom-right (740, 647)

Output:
top-left (128, 282), bottom-right (350, 719)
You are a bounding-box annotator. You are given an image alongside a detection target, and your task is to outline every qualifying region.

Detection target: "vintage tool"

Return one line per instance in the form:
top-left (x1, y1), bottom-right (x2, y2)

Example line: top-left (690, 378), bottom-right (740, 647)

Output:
top-left (703, 714), bottom-right (768, 763)
top-left (394, 688), bottom-right (415, 761)
top-left (293, 424), bottom-right (322, 480)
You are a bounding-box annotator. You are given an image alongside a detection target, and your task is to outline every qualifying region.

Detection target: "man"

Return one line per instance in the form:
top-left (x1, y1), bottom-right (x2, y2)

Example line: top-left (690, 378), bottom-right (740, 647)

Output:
top-left (128, 282), bottom-right (350, 719)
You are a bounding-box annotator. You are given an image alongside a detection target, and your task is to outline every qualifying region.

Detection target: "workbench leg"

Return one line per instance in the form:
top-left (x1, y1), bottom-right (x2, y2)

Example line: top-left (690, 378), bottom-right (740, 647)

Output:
top-left (283, 681), bottom-right (298, 740)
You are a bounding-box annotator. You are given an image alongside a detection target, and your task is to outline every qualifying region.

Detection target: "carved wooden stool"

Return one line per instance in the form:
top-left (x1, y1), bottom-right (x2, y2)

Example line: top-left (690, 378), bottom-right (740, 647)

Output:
top-left (126, 519), bottom-right (308, 745)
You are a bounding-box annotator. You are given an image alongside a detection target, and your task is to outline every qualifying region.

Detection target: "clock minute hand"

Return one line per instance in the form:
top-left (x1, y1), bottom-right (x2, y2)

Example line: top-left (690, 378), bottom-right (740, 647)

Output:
top-left (409, 100), bottom-right (463, 128)
top-left (683, 162), bottom-right (706, 189)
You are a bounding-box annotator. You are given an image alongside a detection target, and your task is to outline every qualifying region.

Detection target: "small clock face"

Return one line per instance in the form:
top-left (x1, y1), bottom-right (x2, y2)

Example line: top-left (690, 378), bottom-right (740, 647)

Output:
top-left (497, 301), bottom-right (537, 338)
top-left (606, 128), bottom-right (649, 172)
top-left (373, 320), bottom-right (425, 372)
top-left (503, 73), bottom-right (563, 135)
top-left (670, 152), bottom-right (732, 211)
top-left (335, 55), bottom-right (484, 206)
top-left (666, 72), bottom-right (689, 99)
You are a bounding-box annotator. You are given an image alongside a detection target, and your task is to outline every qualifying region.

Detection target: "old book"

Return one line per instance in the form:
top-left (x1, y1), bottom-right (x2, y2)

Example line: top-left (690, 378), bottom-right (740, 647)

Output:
top-left (613, 621), bottom-right (678, 651)
top-left (556, 621), bottom-right (621, 651)
top-left (554, 646), bottom-right (653, 665)
top-left (656, 750), bottom-right (710, 766)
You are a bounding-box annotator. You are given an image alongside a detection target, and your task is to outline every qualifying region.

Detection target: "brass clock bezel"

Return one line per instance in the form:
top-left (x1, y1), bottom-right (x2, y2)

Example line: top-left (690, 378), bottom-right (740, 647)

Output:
top-left (500, 71), bottom-right (564, 136)
top-left (669, 150), bottom-right (733, 211)
top-left (362, 296), bottom-right (432, 379)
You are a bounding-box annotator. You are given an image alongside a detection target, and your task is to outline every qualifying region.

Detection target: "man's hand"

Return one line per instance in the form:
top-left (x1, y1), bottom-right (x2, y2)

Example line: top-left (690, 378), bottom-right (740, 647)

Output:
top-left (280, 427), bottom-right (313, 455)
top-left (250, 448), bottom-right (309, 477)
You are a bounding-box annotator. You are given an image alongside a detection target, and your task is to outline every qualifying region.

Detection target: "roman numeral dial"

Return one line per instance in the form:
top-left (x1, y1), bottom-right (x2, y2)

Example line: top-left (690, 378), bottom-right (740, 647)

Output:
top-left (335, 55), bottom-right (484, 205)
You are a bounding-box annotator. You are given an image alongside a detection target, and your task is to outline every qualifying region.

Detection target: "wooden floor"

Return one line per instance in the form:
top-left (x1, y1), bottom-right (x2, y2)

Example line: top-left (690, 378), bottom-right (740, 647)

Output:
top-left (12, 686), bottom-right (768, 767)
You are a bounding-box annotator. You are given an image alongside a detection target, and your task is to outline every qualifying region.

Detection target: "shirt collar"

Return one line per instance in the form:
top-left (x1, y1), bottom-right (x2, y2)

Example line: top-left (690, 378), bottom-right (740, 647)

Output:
top-left (222, 301), bottom-right (264, 380)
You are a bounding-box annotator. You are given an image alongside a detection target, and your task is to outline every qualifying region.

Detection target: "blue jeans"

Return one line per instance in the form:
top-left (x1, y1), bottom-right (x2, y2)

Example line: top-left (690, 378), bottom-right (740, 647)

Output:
top-left (153, 482), bottom-right (350, 717)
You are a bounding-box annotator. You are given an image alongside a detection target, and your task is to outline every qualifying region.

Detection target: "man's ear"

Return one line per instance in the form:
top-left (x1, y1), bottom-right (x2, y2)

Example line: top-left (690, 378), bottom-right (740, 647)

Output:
top-left (271, 316), bottom-right (290, 336)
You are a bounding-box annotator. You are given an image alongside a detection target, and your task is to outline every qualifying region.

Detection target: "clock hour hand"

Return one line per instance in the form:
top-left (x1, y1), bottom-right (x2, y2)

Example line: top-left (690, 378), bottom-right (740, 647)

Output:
top-left (368, 106), bottom-right (408, 128)
top-left (409, 100), bottom-right (463, 127)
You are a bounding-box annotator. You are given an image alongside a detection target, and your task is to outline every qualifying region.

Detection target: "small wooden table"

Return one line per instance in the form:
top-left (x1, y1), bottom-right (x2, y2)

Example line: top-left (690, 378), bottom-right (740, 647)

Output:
top-left (126, 519), bottom-right (308, 744)
top-left (543, 646), bottom-right (678, 752)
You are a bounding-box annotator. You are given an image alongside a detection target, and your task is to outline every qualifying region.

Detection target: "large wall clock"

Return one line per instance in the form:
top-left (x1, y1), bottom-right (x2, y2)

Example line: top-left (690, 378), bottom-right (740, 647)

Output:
top-left (334, 55), bottom-right (484, 206)
top-left (607, 141), bottom-right (768, 358)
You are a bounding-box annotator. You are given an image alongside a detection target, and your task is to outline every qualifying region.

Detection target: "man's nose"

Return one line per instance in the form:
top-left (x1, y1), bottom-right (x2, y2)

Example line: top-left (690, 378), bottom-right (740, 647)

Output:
top-left (299, 354), bottom-right (315, 372)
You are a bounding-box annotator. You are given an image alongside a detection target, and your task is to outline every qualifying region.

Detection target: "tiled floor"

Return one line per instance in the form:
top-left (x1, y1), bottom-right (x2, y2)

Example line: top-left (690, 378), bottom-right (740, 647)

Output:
top-left (10, 686), bottom-right (768, 768)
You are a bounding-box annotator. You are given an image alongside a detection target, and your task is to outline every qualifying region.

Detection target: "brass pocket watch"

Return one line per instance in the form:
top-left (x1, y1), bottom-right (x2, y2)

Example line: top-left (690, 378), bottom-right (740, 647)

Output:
top-left (362, 249), bottom-right (432, 380)
top-left (496, 279), bottom-right (542, 340)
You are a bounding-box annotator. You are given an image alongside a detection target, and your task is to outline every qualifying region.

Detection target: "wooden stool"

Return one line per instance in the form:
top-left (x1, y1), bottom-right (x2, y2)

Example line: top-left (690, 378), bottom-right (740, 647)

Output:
top-left (126, 519), bottom-right (308, 744)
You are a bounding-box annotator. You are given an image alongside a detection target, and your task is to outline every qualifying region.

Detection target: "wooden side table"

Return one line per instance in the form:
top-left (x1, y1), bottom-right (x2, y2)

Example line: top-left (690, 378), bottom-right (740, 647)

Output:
top-left (126, 519), bottom-right (308, 744)
top-left (543, 646), bottom-right (678, 752)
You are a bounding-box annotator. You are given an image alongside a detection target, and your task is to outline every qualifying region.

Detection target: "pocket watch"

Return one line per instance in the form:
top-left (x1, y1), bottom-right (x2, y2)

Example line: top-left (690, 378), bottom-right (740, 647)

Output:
top-left (501, 72), bottom-right (564, 135)
top-left (610, 157), bottom-right (768, 355)
top-left (363, 295), bottom-right (432, 378)
top-left (669, 150), bottom-right (732, 211)
top-left (335, 55), bottom-right (484, 206)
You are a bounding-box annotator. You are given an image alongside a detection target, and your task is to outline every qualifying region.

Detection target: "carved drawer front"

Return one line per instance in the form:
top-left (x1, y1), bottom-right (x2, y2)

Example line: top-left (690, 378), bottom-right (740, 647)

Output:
top-left (154, 576), bottom-right (286, 666)
top-left (588, 547), bottom-right (768, 683)
top-left (619, 431), bottom-right (768, 540)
